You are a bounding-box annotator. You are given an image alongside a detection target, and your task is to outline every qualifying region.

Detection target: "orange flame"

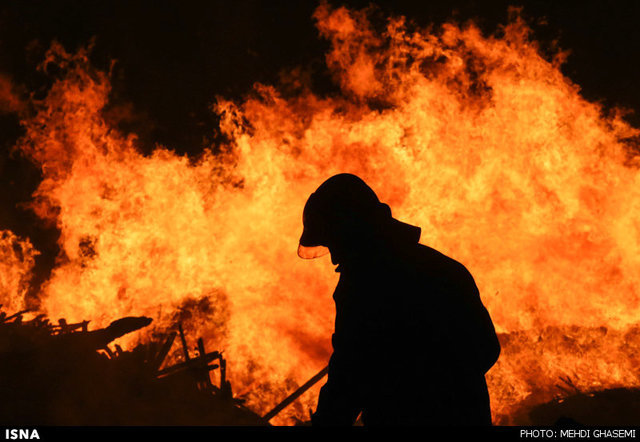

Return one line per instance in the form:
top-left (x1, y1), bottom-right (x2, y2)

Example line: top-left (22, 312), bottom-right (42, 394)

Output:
top-left (4, 4), bottom-right (640, 424)
top-left (0, 230), bottom-right (38, 313)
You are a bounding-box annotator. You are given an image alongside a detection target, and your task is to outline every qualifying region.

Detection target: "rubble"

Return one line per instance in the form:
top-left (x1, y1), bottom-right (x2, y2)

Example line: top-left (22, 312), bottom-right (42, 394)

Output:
top-left (527, 387), bottom-right (640, 426)
top-left (0, 307), bottom-right (268, 426)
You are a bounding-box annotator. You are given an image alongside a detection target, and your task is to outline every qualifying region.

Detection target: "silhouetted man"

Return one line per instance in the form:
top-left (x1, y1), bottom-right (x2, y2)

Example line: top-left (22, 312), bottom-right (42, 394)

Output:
top-left (298, 173), bottom-right (500, 426)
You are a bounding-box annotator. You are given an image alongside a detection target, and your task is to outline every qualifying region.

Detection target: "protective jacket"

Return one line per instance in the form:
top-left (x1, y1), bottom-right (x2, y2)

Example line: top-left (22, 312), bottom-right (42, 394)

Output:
top-left (311, 219), bottom-right (500, 426)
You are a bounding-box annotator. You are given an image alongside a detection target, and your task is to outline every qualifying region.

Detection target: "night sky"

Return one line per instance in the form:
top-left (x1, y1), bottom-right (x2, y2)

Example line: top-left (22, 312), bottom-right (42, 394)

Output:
top-left (0, 0), bottom-right (639, 295)
top-left (2, 0), bottom-right (640, 151)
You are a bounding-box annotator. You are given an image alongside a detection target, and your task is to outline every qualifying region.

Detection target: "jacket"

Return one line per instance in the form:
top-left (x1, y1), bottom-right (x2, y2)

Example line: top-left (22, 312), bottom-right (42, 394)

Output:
top-left (312, 220), bottom-right (500, 426)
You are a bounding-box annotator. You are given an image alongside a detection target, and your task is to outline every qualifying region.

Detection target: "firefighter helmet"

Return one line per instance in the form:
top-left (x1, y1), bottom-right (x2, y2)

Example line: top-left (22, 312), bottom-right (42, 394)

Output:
top-left (298, 174), bottom-right (391, 258)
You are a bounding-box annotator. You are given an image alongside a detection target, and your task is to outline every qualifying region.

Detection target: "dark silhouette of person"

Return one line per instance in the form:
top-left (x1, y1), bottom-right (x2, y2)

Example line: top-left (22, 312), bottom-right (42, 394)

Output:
top-left (298, 173), bottom-right (500, 426)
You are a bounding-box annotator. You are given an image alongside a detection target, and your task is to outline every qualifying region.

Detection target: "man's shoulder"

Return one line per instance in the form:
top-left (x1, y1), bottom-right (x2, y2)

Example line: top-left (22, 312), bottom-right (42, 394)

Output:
top-left (411, 243), bottom-right (474, 282)
top-left (413, 243), bottom-right (467, 269)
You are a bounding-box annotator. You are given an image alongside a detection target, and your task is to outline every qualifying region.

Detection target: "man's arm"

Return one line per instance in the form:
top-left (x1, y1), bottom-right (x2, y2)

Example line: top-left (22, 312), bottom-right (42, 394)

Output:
top-left (312, 332), bottom-right (362, 426)
top-left (454, 267), bottom-right (501, 374)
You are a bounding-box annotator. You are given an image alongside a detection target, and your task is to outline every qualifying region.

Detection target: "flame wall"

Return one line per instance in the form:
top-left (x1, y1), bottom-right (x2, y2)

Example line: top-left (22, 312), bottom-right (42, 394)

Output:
top-left (3, 4), bottom-right (640, 424)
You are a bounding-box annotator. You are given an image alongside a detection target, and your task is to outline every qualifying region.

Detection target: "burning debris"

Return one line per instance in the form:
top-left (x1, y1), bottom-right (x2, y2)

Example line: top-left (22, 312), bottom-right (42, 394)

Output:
top-left (491, 326), bottom-right (640, 425)
top-left (0, 307), bottom-right (267, 425)
top-left (527, 387), bottom-right (640, 426)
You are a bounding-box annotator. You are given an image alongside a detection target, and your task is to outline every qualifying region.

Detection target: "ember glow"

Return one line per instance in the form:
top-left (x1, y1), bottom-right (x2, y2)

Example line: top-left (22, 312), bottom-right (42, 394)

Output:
top-left (3, 3), bottom-right (640, 424)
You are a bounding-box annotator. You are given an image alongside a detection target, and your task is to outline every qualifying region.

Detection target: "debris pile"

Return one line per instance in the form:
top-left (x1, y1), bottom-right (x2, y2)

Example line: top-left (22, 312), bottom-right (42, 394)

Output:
top-left (492, 325), bottom-right (640, 425)
top-left (0, 308), bottom-right (268, 425)
top-left (527, 387), bottom-right (640, 426)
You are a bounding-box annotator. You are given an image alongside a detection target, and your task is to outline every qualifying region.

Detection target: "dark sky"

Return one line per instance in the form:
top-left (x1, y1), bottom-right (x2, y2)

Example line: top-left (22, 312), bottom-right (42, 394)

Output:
top-left (0, 0), bottom-right (639, 299)
top-left (1, 0), bottom-right (640, 151)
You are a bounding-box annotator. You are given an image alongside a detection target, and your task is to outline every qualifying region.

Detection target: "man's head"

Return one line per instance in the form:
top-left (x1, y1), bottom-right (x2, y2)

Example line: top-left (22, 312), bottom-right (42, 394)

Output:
top-left (298, 173), bottom-right (392, 263)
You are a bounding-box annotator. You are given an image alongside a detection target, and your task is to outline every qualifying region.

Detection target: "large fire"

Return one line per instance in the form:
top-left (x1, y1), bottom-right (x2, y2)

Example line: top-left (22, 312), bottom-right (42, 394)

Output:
top-left (2, 3), bottom-right (640, 425)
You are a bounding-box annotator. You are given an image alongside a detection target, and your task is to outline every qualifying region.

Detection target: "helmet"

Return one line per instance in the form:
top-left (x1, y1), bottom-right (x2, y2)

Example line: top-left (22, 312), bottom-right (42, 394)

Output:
top-left (298, 174), bottom-right (391, 259)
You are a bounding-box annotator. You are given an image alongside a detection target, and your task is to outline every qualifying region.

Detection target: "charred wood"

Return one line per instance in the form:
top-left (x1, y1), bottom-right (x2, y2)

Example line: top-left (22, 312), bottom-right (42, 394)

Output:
top-left (0, 308), bottom-right (267, 426)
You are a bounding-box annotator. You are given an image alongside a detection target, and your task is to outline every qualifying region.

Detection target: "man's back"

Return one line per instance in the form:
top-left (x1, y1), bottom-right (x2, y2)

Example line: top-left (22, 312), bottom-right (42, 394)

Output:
top-left (314, 240), bottom-right (500, 425)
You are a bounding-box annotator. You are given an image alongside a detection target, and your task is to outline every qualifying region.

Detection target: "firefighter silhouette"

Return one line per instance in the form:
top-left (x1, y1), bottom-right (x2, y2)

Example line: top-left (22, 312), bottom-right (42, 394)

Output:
top-left (298, 173), bottom-right (500, 426)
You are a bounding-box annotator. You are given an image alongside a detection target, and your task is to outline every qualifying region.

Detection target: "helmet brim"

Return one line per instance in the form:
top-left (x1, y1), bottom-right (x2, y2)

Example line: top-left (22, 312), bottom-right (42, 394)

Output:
top-left (297, 243), bottom-right (330, 259)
